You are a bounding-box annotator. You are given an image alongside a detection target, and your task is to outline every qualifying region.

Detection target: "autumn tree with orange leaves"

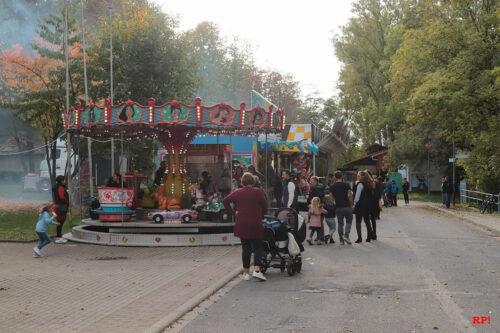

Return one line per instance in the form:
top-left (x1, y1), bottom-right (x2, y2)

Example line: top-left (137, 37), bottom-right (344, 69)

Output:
top-left (0, 5), bottom-right (84, 185)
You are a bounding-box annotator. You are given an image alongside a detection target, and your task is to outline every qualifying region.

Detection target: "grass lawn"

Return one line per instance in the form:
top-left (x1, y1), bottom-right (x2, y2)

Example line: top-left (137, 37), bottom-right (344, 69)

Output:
top-left (408, 192), bottom-right (442, 203)
top-left (0, 208), bottom-right (81, 241)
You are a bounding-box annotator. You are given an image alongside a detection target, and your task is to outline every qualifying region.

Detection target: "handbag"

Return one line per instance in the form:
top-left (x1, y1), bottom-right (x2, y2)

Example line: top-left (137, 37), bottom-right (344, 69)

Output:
top-left (56, 204), bottom-right (68, 215)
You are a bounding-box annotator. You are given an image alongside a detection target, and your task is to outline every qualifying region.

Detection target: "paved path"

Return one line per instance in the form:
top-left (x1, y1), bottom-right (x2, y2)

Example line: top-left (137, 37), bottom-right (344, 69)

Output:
top-left (0, 243), bottom-right (240, 333)
top-left (178, 202), bottom-right (499, 333)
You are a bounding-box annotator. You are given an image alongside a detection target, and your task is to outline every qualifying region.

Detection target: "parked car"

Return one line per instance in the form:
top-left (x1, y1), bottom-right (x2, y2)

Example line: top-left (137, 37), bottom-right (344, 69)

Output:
top-left (147, 209), bottom-right (198, 223)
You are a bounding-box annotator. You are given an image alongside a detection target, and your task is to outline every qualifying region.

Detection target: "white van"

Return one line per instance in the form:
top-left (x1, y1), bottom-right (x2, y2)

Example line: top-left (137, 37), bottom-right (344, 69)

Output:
top-left (23, 139), bottom-right (73, 192)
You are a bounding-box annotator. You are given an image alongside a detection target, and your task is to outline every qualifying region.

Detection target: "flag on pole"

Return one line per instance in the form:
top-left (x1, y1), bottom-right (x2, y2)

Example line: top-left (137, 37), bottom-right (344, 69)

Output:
top-left (251, 90), bottom-right (278, 113)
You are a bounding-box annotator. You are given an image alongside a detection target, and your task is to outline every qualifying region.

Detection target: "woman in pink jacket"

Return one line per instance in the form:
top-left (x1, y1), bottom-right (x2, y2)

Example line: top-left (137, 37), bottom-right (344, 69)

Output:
top-left (223, 173), bottom-right (268, 281)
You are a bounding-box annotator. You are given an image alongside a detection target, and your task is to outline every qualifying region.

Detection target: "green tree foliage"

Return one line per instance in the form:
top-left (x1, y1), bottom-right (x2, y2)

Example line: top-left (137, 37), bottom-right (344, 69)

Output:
top-left (89, 0), bottom-right (199, 105)
top-left (335, 0), bottom-right (499, 191)
top-left (249, 69), bottom-right (302, 123)
top-left (297, 95), bottom-right (340, 131)
top-left (184, 21), bottom-right (255, 106)
top-left (185, 22), bottom-right (303, 122)
top-left (334, 0), bottom-right (399, 144)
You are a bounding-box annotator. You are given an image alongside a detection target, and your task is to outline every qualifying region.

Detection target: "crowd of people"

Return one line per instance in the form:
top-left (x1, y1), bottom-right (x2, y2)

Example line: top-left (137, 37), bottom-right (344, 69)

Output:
top-left (305, 171), bottom-right (411, 246)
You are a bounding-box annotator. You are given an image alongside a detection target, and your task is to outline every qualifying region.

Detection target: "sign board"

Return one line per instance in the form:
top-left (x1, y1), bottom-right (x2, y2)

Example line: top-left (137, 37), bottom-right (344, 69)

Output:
top-left (455, 154), bottom-right (469, 159)
top-left (449, 158), bottom-right (455, 163)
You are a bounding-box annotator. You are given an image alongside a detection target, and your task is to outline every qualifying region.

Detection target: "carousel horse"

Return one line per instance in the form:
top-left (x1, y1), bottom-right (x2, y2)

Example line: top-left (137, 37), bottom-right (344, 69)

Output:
top-left (151, 186), bottom-right (182, 210)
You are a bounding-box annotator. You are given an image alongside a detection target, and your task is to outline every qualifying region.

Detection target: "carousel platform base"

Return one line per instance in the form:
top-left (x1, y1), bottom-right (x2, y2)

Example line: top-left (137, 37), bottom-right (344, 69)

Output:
top-left (63, 218), bottom-right (240, 247)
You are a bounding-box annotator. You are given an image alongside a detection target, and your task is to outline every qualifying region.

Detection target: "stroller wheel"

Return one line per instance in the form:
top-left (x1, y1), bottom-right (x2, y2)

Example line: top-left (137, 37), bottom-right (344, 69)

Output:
top-left (294, 258), bottom-right (302, 273)
top-left (261, 251), bottom-right (270, 273)
top-left (286, 262), bottom-right (295, 276)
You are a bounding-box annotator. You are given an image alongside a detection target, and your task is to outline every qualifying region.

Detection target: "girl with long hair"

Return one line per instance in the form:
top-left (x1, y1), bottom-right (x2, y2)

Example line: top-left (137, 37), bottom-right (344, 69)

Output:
top-left (307, 197), bottom-right (327, 245)
top-left (32, 203), bottom-right (60, 257)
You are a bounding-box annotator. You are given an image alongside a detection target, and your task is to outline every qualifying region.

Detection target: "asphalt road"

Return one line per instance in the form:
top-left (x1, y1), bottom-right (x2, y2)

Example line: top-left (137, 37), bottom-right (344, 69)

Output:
top-left (177, 204), bottom-right (499, 333)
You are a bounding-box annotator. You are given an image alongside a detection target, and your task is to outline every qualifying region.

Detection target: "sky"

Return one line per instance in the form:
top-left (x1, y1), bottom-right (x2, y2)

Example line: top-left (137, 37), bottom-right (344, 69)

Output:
top-left (155, 0), bottom-right (355, 99)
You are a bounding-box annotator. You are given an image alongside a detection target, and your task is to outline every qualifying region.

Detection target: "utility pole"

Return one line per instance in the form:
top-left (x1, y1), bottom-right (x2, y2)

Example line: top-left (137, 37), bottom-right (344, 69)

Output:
top-left (427, 150), bottom-right (430, 196)
top-left (64, 1), bottom-right (72, 225)
top-left (81, 0), bottom-right (93, 197)
top-left (109, 7), bottom-right (115, 174)
top-left (452, 128), bottom-right (456, 206)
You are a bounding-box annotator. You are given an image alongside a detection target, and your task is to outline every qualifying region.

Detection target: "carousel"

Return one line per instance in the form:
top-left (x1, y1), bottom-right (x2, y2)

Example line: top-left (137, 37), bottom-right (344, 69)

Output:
top-left (62, 97), bottom-right (285, 246)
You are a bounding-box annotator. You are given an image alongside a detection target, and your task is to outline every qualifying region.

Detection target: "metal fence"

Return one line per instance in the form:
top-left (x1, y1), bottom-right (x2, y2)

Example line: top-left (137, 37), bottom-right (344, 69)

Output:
top-left (460, 189), bottom-right (500, 213)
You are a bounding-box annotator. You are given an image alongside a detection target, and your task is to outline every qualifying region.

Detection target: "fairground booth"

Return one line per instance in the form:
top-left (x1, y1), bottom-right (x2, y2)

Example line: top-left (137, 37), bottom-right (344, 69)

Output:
top-left (257, 122), bottom-right (350, 182)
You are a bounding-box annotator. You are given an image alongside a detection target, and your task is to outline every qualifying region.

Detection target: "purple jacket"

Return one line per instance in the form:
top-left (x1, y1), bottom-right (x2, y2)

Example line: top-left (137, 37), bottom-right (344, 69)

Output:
top-left (222, 186), bottom-right (267, 239)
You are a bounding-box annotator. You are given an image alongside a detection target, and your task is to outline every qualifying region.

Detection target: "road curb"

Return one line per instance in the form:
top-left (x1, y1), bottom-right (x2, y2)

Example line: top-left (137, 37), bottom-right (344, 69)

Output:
top-left (143, 266), bottom-right (242, 333)
top-left (0, 234), bottom-right (61, 243)
top-left (425, 204), bottom-right (500, 236)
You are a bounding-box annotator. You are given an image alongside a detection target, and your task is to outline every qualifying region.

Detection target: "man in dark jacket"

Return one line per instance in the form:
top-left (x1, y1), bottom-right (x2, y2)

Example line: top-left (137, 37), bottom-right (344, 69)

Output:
top-left (402, 178), bottom-right (410, 206)
top-left (374, 176), bottom-right (384, 219)
top-left (307, 176), bottom-right (326, 242)
top-left (307, 176), bottom-right (325, 205)
top-left (442, 176), bottom-right (453, 208)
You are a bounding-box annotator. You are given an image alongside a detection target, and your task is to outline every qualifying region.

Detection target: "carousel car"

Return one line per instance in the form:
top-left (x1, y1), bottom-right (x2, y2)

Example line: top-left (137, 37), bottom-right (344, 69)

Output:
top-left (196, 202), bottom-right (232, 222)
top-left (147, 209), bottom-right (198, 223)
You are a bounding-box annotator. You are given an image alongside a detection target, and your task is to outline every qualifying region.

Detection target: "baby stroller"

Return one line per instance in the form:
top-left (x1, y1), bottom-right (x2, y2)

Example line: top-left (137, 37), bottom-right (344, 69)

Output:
top-left (261, 208), bottom-right (306, 276)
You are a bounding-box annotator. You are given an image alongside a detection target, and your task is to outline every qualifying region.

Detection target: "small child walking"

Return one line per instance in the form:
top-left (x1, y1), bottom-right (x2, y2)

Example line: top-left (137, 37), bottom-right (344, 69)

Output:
top-left (323, 196), bottom-right (337, 244)
top-left (33, 203), bottom-right (60, 258)
top-left (307, 197), bottom-right (327, 245)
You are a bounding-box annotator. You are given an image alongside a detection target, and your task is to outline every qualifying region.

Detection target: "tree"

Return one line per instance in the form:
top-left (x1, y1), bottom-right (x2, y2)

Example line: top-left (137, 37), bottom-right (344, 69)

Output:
top-left (185, 21), bottom-right (303, 122)
top-left (333, 0), bottom-right (399, 145)
top-left (297, 95), bottom-right (341, 131)
top-left (0, 2), bottom-right (83, 185)
top-left (334, 0), bottom-right (499, 191)
top-left (388, 0), bottom-right (499, 190)
top-left (89, 0), bottom-right (199, 105)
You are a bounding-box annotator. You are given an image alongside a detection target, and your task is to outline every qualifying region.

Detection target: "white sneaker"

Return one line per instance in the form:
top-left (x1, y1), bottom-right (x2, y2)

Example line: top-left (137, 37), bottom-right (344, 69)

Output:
top-left (242, 273), bottom-right (250, 281)
top-left (33, 247), bottom-right (41, 256)
top-left (32, 252), bottom-right (41, 258)
top-left (252, 270), bottom-right (267, 281)
top-left (55, 238), bottom-right (63, 243)
top-left (60, 238), bottom-right (68, 243)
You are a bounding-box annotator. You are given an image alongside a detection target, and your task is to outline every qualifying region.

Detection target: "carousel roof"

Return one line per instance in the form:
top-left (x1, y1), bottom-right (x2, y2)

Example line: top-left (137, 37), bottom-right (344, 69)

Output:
top-left (63, 98), bottom-right (285, 138)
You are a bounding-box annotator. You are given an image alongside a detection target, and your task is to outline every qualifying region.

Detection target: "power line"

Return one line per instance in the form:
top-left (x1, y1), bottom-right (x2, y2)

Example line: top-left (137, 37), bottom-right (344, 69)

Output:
top-left (0, 136), bottom-right (130, 156)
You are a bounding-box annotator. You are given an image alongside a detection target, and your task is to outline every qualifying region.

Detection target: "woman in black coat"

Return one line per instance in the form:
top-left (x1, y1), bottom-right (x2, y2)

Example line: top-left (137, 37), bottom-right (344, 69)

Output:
top-left (365, 171), bottom-right (380, 240)
top-left (352, 171), bottom-right (375, 243)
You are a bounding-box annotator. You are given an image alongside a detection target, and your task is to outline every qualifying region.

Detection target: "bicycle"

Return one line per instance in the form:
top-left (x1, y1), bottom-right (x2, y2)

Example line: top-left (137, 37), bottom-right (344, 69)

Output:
top-left (479, 194), bottom-right (496, 214)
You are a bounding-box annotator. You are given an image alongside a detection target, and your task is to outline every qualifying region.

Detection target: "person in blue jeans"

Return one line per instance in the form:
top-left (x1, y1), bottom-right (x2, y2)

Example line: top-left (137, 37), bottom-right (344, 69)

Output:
top-left (323, 196), bottom-right (336, 244)
top-left (33, 203), bottom-right (60, 258)
top-left (391, 180), bottom-right (398, 206)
